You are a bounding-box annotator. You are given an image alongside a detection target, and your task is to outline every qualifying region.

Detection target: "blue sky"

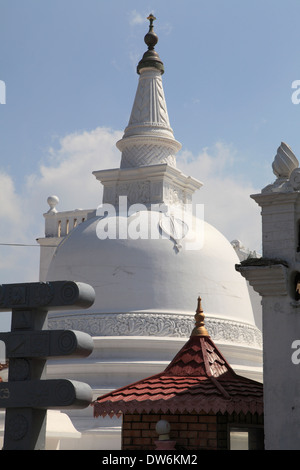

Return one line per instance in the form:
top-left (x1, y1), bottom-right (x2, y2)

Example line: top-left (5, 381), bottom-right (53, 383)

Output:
top-left (0, 0), bottom-right (300, 327)
top-left (2, 0), bottom-right (300, 184)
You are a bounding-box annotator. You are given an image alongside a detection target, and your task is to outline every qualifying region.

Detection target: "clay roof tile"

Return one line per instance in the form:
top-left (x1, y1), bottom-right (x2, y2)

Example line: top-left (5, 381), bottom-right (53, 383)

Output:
top-left (93, 298), bottom-right (263, 418)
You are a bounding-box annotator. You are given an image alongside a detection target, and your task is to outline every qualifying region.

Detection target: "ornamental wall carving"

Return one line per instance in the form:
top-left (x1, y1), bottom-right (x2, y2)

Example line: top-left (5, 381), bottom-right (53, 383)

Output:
top-left (128, 70), bottom-right (170, 128)
top-left (120, 143), bottom-right (176, 169)
top-left (116, 180), bottom-right (151, 205)
top-left (48, 312), bottom-right (262, 349)
top-left (103, 179), bottom-right (192, 208)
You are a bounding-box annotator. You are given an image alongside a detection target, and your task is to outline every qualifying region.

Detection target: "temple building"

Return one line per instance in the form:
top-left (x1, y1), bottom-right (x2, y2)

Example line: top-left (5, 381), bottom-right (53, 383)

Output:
top-left (35, 16), bottom-right (262, 450)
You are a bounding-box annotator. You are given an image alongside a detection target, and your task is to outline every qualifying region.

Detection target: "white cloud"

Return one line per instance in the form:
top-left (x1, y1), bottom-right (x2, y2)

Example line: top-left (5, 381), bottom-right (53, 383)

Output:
top-left (129, 10), bottom-right (147, 26)
top-left (160, 22), bottom-right (173, 36)
top-left (0, 171), bottom-right (40, 285)
top-left (0, 172), bottom-right (22, 230)
top-left (0, 127), bottom-right (122, 285)
top-left (177, 142), bottom-right (262, 252)
top-left (26, 127), bottom-right (122, 213)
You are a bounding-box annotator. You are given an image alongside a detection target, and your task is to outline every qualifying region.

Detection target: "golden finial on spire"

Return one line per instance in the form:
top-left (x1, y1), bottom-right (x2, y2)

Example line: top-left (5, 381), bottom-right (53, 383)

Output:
top-left (191, 297), bottom-right (209, 337)
top-left (147, 14), bottom-right (156, 30)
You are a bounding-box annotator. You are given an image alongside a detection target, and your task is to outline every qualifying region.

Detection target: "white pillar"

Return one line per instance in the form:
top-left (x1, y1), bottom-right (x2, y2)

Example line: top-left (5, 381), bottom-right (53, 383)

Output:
top-left (236, 142), bottom-right (300, 449)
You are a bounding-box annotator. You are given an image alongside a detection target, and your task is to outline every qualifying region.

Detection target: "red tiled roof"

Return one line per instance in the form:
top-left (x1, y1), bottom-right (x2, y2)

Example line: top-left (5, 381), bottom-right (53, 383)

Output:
top-left (93, 302), bottom-right (263, 418)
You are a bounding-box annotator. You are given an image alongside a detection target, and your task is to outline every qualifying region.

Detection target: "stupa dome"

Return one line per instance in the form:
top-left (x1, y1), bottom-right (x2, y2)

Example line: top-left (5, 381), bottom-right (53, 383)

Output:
top-left (46, 209), bottom-right (260, 349)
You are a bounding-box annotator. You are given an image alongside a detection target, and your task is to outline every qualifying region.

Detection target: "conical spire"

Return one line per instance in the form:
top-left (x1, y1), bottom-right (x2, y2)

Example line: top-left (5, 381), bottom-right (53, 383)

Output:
top-left (116, 15), bottom-right (181, 169)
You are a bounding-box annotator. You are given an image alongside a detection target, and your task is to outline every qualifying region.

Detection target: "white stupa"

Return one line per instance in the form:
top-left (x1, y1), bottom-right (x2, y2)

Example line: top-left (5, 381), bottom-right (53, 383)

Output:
top-left (37, 15), bottom-right (262, 450)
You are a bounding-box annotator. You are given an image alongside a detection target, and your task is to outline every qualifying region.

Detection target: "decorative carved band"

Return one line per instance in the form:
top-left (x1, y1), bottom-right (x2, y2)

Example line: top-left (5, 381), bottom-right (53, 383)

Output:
top-left (120, 142), bottom-right (176, 169)
top-left (48, 312), bottom-right (262, 348)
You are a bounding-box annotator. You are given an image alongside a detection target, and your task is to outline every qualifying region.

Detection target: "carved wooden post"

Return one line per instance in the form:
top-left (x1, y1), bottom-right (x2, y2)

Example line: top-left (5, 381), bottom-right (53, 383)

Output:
top-left (0, 281), bottom-right (95, 450)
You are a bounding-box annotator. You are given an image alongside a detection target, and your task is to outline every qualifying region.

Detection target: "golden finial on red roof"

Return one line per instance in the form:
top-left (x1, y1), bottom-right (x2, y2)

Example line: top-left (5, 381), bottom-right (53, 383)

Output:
top-left (191, 297), bottom-right (209, 337)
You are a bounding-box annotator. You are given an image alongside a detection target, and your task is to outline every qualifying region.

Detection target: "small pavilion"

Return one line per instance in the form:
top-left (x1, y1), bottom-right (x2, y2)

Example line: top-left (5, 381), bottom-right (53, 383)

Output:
top-left (93, 298), bottom-right (264, 450)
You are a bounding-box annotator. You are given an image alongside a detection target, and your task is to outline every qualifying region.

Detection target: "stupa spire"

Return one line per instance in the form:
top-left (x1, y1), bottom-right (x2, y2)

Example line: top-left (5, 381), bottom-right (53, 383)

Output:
top-left (94, 15), bottom-right (202, 211)
top-left (116, 15), bottom-right (181, 169)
